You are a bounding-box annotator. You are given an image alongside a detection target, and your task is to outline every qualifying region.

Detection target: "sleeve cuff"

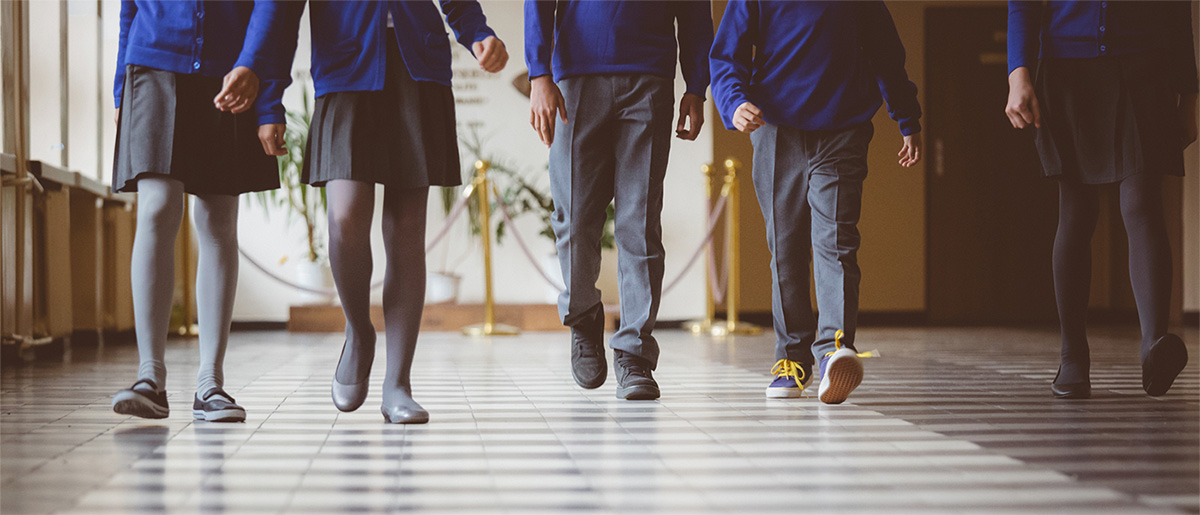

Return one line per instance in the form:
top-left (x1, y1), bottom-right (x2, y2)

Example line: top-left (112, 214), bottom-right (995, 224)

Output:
top-left (527, 63), bottom-right (552, 81)
top-left (899, 119), bottom-right (922, 136)
top-left (257, 112), bottom-right (285, 126)
top-left (684, 85), bottom-right (709, 98)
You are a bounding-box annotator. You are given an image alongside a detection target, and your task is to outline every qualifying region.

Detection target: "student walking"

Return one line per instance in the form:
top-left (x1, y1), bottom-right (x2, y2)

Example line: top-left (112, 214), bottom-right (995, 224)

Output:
top-left (710, 0), bottom-right (922, 404)
top-left (525, 0), bottom-right (714, 401)
top-left (269, 0), bottom-right (507, 423)
top-left (1006, 0), bottom-right (1196, 399)
top-left (110, 0), bottom-right (289, 422)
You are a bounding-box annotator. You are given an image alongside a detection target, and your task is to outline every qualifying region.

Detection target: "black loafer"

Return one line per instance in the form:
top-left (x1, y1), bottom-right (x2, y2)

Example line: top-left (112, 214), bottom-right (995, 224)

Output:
top-left (113, 379), bottom-right (170, 419)
top-left (1143, 334), bottom-right (1188, 397)
top-left (614, 350), bottom-right (659, 400)
top-left (193, 388), bottom-right (246, 422)
top-left (1051, 366), bottom-right (1090, 399)
top-left (570, 304), bottom-right (607, 389)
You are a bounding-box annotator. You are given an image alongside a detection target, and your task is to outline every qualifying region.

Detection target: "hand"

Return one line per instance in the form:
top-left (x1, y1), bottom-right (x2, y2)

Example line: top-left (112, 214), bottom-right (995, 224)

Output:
top-left (1180, 92), bottom-right (1198, 148)
top-left (472, 36), bottom-right (508, 73)
top-left (114, 108), bottom-right (120, 126)
top-left (529, 76), bottom-right (567, 147)
top-left (675, 93), bottom-right (705, 141)
top-left (1005, 67), bottom-right (1041, 129)
top-left (732, 101), bottom-right (764, 133)
top-left (258, 124), bottom-right (287, 156)
top-left (898, 132), bottom-right (921, 167)
top-left (213, 66), bottom-right (260, 114)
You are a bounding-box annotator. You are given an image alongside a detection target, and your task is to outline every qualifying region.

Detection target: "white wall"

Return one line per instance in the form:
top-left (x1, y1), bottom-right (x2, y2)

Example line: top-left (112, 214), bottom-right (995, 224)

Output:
top-left (231, 1), bottom-right (712, 321)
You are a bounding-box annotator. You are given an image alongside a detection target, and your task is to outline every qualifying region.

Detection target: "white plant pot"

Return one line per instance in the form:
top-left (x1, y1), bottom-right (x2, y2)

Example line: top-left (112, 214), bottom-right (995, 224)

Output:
top-left (426, 272), bottom-right (460, 305)
top-left (294, 259), bottom-right (334, 305)
top-left (539, 253), bottom-right (565, 305)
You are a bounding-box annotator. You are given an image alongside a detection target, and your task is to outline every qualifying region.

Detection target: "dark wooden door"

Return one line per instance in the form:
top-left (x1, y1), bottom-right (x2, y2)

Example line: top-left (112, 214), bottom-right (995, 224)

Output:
top-left (926, 6), bottom-right (1059, 323)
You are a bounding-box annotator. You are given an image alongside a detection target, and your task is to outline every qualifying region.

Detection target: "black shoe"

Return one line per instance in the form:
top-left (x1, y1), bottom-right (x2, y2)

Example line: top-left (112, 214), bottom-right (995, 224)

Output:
top-left (1143, 334), bottom-right (1188, 397)
top-left (1051, 365), bottom-right (1091, 399)
top-left (113, 379), bottom-right (170, 419)
top-left (614, 350), bottom-right (659, 400)
top-left (570, 305), bottom-right (607, 389)
top-left (192, 388), bottom-right (246, 422)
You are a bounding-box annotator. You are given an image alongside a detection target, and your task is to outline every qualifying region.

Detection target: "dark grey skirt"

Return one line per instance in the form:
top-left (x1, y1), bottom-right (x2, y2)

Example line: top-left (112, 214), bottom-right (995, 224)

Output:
top-left (112, 65), bottom-right (279, 195)
top-left (302, 30), bottom-right (462, 188)
top-left (1034, 51), bottom-right (1185, 185)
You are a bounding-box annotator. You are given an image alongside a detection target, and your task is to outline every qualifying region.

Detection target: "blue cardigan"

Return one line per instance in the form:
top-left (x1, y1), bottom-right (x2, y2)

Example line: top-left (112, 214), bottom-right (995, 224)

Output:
top-left (1008, 1), bottom-right (1198, 93)
top-left (710, 0), bottom-right (921, 135)
top-left (268, 0), bottom-right (496, 103)
top-left (114, 0), bottom-right (290, 125)
top-left (524, 0), bottom-right (713, 97)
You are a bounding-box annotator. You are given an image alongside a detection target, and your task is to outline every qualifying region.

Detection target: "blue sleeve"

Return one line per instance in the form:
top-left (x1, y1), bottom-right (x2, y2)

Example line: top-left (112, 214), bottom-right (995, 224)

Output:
top-left (859, 1), bottom-right (921, 136)
top-left (114, 0), bottom-right (137, 109)
top-left (524, 0), bottom-right (555, 79)
top-left (675, 0), bottom-right (715, 97)
top-left (709, 0), bottom-right (755, 130)
top-left (439, 0), bottom-right (498, 54)
top-left (251, 1), bottom-right (306, 126)
top-left (1007, 1), bottom-right (1042, 74)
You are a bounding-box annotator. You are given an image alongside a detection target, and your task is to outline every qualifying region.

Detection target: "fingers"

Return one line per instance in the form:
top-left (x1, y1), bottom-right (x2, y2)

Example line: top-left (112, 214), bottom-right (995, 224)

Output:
top-left (474, 38), bottom-right (508, 73)
top-left (556, 95), bottom-right (568, 123)
top-left (1030, 97), bottom-right (1042, 128)
top-left (258, 125), bottom-right (288, 156)
top-left (114, 108), bottom-right (120, 126)
top-left (538, 112), bottom-right (555, 146)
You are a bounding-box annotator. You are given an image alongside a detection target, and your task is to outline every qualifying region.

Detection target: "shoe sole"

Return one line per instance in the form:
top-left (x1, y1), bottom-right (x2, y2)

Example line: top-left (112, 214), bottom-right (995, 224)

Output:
top-left (819, 354), bottom-right (863, 405)
top-left (765, 387), bottom-right (804, 399)
top-left (1144, 335), bottom-right (1188, 397)
top-left (113, 397), bottom-right (169, 419)
top-left (616, 385), bottom-right (660, 401)
top-left (1051, 385), bottom-right (1091, 399)
top-left (381, 409), bottom-right (430, 425)
top-left (192, 408), bottom-right (246, 423)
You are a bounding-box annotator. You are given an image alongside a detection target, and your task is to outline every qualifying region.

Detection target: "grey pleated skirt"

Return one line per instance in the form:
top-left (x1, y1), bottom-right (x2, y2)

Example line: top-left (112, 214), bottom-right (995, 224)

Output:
top-left (112, 65), bottom-right (279, 195)
top-left (1034, 51), bottom-right (1185, 185)
top-left (302, 30), bottom-right (462, 188)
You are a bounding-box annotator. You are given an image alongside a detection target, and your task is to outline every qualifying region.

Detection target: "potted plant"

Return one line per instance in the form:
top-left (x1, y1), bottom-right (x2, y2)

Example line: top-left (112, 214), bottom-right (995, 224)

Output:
top-left (250, 75), bottom-right (334, 305)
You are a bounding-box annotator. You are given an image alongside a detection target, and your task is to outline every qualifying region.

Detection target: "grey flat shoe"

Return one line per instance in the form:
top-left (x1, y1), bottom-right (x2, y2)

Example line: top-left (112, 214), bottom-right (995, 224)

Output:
top-left (332, 340), bottom-right (369, 412)
top-left (381, 405), bottom-right (429, 424)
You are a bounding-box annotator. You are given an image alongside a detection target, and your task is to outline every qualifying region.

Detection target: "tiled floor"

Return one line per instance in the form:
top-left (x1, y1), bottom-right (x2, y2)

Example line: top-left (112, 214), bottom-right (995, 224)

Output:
top-left (2, 326), bottom-right (1197, 514)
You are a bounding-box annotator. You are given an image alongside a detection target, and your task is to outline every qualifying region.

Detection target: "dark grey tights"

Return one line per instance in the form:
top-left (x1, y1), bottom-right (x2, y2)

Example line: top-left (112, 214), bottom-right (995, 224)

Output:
top-left (325, 180), bottom-right (428, 411)
top-left (1053, 173), bottom-right (1172, 384)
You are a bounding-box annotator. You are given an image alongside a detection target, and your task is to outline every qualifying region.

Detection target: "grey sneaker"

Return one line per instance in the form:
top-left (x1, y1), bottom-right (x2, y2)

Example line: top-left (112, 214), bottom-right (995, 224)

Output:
top-left (614, 350), bottom-right (659, 400)
top-left (113, 379), bottom-right (169, 419)
top-left (570, 305), bottom-right (607, 389)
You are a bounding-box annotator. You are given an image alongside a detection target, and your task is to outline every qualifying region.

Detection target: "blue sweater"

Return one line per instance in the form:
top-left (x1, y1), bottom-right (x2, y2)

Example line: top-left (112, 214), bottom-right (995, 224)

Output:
top-left (1008, 1), bottom-right (1198, 93)
top-left (524, 0), bottom-right (713, 97)
top-left (114, 0), bottom-right (290, 125)
top-left (710, 0), bottom-right (921, 136)
top-left (267, 1), bottom-right (496, 110)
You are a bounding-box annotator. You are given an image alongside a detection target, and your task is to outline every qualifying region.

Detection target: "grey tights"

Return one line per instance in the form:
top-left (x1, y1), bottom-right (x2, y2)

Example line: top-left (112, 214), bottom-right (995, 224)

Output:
top-left (132, 176), bottom-right (239, 395)
top-left (325, 180), bottom-right (427, 411)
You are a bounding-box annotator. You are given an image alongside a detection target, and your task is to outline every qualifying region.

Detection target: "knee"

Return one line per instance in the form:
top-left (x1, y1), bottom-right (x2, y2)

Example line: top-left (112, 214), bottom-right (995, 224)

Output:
top-left (328, 204), bottom-right (371, 241)
top-left (193, 199), bottom-right (239, 246)
top-left (136, 191), bottom-right (183, 230)
top-left (1119, 193), bottom-right (1162, 225)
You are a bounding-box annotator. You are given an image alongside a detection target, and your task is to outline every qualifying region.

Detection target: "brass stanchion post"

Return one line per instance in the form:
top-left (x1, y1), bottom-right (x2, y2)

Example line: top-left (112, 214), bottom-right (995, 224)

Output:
top-left (176, 197), bottom-right (198, 336)
top-left (463, 160), bottom-right (519, 336)
top-left (686, 163), bottom-right (718, 335)
top-left (714, 158), bottom-right (761, 336)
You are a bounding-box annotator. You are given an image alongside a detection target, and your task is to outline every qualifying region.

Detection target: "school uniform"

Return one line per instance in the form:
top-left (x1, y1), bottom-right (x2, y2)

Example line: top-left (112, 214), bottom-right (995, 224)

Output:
top-left (525, 0), bottom-right (713, 367)
top-left (1009, 0), bottom-right (1197, 184)
top-left (710, 0), bottom-right (921, 366)
top-left (267, 0), bottom-right (496, 188)
top-left (112, 0), bottom-right (288, 196)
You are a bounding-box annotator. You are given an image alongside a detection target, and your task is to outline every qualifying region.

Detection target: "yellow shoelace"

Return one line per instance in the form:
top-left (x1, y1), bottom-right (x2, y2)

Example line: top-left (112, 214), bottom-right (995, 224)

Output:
top-left (770, 359), bottom-right (808, 390)
top-left (823, 330), bottom-right (881, 360)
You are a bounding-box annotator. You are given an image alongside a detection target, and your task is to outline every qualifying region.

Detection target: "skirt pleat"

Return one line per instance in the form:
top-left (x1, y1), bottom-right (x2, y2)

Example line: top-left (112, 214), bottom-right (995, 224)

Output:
top-left (112, 65), bottom-right (279, 195)
top-left (1034, 51), bottom-right (1185, 184)
top-left (302, 30), bottom-right (461, 188)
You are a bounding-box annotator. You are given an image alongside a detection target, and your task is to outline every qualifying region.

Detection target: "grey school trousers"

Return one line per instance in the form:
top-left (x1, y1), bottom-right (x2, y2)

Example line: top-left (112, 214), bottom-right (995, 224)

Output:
top-left (749, 122), bottom-right (874, 365)
top-left (549, 74), bottom-right (674, 367)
